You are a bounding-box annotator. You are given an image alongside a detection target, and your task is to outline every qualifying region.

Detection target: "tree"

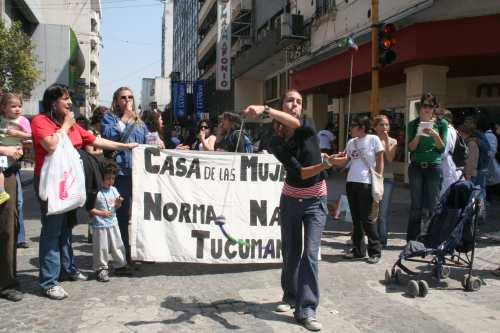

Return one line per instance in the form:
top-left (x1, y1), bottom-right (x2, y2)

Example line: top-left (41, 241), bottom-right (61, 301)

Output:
top-left (0, 21), bottom-right (39, 97)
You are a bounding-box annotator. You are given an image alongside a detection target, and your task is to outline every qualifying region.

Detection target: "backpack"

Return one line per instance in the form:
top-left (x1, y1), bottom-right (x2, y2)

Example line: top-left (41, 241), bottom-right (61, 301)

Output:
top-left (451, 131), bottom-right (469, 168)
top-left (474, 131), bottom-right (491, 170)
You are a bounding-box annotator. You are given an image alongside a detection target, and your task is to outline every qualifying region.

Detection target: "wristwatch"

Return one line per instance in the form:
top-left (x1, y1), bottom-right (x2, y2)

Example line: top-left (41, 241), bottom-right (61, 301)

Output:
top-left (322, 154), bottom-right (332, 169)
top-left (262, 105), bottom-right (271, 117)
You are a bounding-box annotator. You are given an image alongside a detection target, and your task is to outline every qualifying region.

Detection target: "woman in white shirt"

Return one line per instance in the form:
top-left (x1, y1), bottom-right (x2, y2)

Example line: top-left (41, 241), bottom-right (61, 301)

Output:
top-left (331, 116), bottom-right (384, 264)
top-left (439, 110), bottom-right (461, 196)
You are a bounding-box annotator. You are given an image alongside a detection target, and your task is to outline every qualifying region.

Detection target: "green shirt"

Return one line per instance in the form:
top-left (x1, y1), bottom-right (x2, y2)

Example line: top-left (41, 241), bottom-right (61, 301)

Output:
top-left (408, 117), bottom-right (448, 164)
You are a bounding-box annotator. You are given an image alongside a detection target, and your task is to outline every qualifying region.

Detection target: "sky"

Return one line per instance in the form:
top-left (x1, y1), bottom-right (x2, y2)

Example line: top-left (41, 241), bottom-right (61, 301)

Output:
top-left (98, 0), bottom-right (164, 107)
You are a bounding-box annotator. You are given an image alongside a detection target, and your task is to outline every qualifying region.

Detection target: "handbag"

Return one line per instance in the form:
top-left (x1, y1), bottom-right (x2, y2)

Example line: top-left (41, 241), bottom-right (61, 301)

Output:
top-left (353, 138), bottom-right (384, 203)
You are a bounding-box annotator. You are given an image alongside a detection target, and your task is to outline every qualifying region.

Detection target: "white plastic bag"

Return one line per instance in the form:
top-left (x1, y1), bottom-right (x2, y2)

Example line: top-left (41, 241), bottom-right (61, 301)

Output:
top-left (333, 194), bottom-right (352, 223)
top-left (39, 132), bottom-right (86, 215)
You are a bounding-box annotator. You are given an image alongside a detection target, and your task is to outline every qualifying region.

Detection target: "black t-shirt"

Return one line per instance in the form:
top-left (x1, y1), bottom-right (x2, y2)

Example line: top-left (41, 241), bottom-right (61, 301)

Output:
top-left (269, 118), bottom-right (326, 188)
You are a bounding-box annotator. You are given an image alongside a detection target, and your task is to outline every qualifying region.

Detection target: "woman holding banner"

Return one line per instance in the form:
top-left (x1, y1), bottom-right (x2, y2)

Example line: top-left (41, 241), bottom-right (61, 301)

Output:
top-left (101, 87), bottom-right (150, 265)
top-left (244, 89), bottom-right (332, 332)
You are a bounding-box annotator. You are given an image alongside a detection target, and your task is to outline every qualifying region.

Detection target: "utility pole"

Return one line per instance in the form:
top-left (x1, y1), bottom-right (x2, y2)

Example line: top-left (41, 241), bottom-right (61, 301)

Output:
top-left (370, 0), bottom-right (380, 117)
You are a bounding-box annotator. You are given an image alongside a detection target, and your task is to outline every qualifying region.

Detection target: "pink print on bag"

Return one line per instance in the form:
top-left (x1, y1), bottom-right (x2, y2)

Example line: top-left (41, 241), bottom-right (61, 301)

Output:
top-left (58, 171), bottom-right (76, 200)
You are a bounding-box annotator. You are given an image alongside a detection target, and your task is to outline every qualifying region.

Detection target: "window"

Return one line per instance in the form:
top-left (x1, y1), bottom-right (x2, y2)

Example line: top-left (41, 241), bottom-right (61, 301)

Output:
top-left (316, 0), bottom-right (336, 17)
top-left (265, 76), bottom-right (278, 102)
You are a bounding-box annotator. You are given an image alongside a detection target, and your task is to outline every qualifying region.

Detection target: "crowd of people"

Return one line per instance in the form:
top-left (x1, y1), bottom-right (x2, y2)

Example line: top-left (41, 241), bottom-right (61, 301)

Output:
top-left (0, 84), bottom-right (499, 331)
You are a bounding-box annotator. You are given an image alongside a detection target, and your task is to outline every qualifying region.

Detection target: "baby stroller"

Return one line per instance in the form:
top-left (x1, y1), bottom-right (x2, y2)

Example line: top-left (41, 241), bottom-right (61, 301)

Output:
top-left (385, 180), bottom-right (482, 297)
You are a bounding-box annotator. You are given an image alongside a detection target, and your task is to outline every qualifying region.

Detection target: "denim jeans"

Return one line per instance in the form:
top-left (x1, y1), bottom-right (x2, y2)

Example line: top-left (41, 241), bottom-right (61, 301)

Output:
top-left (280, 195), bottom-right (327, 320)
top-left (34, 176), bottom-right (78, 290)
top-left (16, 172), bottom-right (26, 244)
top-left (115, 175), bottom-right (132, 261)
top-left (472, 169), bottom-right (488, 199)
top-left (346, 182), bottom-right (382, 257)
top-left (407, 163), bottom-right (443, 241)
top-left (377, 178), bottom-right (395, 246)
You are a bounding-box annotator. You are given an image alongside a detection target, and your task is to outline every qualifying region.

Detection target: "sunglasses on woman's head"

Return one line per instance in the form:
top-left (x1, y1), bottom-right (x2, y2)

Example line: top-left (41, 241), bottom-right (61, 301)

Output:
top-left (120, 95), bottom-right (134, 101)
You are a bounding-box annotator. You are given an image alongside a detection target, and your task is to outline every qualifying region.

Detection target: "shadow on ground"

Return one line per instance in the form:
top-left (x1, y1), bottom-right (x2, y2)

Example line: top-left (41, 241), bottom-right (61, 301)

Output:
top-left (125, 296), bottom-right (294, 330)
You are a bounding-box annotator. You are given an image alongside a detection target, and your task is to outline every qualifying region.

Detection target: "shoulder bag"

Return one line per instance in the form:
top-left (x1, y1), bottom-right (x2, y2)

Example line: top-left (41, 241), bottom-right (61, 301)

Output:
top-left (354, 138), bottom-right (384, 203)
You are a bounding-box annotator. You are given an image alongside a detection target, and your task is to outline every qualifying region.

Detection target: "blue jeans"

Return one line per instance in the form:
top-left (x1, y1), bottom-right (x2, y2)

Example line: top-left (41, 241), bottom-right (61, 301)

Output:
top-left (377, 178), bottom-right (395, 246)
top-left (115, 175), bottom-right (132, 260)
top-left (407, 163), bottom-right (443, 241)
top-left (472, 169), bottom-right (488, 200)
top-left (16, 172), bottom-right (26, 244)
top-left (34, 176), bottom-right (78, 290)
top-left (280, 195), bottom-right (327, 320)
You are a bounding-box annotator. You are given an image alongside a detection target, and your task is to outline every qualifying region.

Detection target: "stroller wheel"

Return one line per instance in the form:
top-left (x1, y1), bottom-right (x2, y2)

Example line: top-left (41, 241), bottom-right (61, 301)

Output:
top-left (407, 280), bottom-right (420, 298)
top-left (385, 269), bottom-right (392, 284)
top-left (462, 274), bottom-right (469, 289)
top-left (463, 275), bottom-right (481, 291)
top-left (418, 280), bottom-right (429, 297)
top-left (394, 269), bottom-right (403, 285)
top-left (433, 265), bottom-right (450, 280)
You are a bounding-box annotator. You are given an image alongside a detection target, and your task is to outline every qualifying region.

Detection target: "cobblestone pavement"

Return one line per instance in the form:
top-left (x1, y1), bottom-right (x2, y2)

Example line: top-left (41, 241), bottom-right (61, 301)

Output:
top-left (1, 172), bottom-right (500, 332)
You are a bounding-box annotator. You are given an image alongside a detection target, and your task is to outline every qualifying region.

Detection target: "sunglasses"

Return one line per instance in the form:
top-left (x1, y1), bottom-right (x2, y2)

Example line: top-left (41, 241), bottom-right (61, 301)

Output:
top-left (200, 126), bottom-right (208, 130)
top-left (349, 124), bottom-right (360, 128)
top-left (120, 95), bottom-right (134, 101)
top-left (421, 103), bottom-right (434, 109)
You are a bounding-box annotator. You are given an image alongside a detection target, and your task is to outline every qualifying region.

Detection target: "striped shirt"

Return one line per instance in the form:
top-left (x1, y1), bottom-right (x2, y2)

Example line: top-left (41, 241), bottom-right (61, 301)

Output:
top-left (282, 180), bottom-right (327, 199)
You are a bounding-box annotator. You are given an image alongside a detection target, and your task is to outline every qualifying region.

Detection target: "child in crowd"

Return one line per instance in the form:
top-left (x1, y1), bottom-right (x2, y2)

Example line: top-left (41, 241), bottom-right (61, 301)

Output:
top-left (90, 159), bottom-right (132, 282)
top-left (0, 93), bottom-right (31, 205)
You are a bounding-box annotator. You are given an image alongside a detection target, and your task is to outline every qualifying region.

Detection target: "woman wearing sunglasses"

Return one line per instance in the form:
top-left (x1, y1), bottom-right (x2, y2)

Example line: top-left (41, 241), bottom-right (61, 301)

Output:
top-left (101, 87), bottom-right (150, 264)
top-left (195, 120), bottom-right (216, 151)
top-left (406, 93), bottom-right (447, 242)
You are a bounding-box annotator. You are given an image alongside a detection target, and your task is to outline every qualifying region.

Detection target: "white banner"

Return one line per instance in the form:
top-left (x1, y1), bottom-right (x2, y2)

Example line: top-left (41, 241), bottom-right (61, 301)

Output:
top-left (216, 0), bottom-right (231, 91)
top-left (130, 146), bottom-right (284, 263)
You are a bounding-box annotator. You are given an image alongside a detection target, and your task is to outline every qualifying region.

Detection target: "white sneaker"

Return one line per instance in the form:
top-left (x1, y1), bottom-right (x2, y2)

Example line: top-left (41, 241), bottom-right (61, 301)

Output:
top-left (275, 302), bottom-right (294, 312)
top-left (45, 285), bottom-right (68, 300)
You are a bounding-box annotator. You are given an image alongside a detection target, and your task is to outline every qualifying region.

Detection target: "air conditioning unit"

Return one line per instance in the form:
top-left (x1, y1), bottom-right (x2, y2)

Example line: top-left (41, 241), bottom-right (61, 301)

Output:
top-left (241, 0), bottom-right (252, 11)
top-left (280, 14), bottom-right (305, 39)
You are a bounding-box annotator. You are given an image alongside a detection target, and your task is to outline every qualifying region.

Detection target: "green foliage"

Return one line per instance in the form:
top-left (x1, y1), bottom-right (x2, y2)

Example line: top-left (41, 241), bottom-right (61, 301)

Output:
top-left (0, 21), bottom-right (40, 97)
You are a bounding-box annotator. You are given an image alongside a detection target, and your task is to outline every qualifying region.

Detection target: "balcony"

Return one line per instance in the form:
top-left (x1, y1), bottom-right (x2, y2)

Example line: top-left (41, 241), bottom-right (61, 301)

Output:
top-left (198, 0), bottom-right (216, 28)
top-left (197, 23), bottom-right (216, 64)
top-left (231, 0), bottom-right (252, 17)
top-left (231, 0), bottom-right (252, 38)
top-left (234, 14), bottom-right (307, 78)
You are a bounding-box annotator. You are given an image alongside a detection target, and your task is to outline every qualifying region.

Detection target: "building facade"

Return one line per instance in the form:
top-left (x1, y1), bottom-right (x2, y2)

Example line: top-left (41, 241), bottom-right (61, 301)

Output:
top-left (1, 0), bottom-right (102, 116)
top-left (173, 0), bottom-right (199, 82)
top-left (162, 0), bottom-right (174, 79)
top-left (287, 0), bottom-right (500, 179)
top-left (231, 0), bottom-right (314, 117)
top-left (141, 77), bottom-right (170, 113)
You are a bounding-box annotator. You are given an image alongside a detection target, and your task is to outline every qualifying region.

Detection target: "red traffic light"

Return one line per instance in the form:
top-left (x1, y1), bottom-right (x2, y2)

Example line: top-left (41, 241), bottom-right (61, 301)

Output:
top-left (381, 37), bottom-right (396, 49)
top-left (383, 23), bottom-right (396, 35)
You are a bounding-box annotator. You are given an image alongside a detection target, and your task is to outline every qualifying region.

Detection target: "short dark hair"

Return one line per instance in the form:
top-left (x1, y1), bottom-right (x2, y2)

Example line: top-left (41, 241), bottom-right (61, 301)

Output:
top-left (76, 115), bottom-right (90, 130)
top-left (91, 106), bottom-right (108, 125)
top-left (141, 110), bottom-right (161, 132)
top-left (42, 84), bottom-right (70, 114)
top-left (101, 159), bottom-right (118, 177)
top-left (351, 115), bottom-right (371, 133)
top-left (420, 92), bottom-right (437, 108)
top-left (198, 119), bottom-right (211, 129)
top-left (221, 112), bottom-right (241, 124)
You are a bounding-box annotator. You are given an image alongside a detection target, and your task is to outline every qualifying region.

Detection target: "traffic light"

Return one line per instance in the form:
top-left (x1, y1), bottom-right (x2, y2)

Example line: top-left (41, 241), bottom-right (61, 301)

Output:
top-left (378, 23), bottom-right (396, 67)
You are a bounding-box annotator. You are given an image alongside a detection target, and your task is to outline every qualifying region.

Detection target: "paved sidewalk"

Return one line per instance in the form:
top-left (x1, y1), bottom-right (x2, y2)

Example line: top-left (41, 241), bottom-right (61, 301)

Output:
top-left (1, 171), bottom-right (500, 332)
